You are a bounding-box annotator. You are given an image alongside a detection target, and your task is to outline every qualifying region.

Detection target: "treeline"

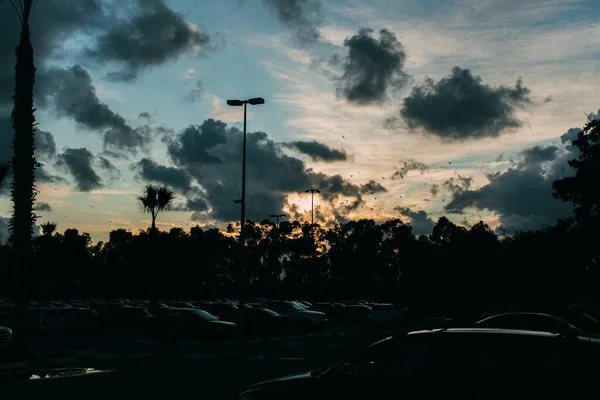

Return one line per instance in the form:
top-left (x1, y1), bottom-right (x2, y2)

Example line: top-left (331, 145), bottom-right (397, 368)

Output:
top-left (0, 215), bottom-right (597, 320)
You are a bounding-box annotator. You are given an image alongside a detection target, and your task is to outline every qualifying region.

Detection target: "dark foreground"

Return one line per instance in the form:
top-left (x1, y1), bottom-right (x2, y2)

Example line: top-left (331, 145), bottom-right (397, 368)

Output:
top-left (1, 358), bottom-right (322, 400)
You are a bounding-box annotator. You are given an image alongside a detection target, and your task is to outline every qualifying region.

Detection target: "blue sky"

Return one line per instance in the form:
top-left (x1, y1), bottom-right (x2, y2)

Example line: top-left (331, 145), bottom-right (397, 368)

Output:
top-left (0, 0), bottom-right (598, 243)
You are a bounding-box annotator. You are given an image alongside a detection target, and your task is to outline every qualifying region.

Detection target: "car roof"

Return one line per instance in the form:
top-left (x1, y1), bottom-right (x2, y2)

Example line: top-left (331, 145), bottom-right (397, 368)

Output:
top-left (408, 327), bottom-right (564, 339)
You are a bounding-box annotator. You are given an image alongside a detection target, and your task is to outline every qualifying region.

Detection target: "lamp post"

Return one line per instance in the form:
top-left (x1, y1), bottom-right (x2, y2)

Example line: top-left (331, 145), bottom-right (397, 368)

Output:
top-left (227, 97), bottom-right (265, 343)
top-left (304, 186), bottom-right (320, 303)
top-left (304, 187), bottom-right (320, 227)
top-left (269, 213), bottom-right (286, 227)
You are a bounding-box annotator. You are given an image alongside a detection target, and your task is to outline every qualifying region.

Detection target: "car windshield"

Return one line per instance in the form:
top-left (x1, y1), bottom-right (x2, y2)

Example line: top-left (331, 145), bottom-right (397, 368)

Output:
top-left (285, 302), bottom-right (306, 311)
top-left (256, 308), bottom-right (279, 317)
top-left (192, 310), bottom-right (218, 322)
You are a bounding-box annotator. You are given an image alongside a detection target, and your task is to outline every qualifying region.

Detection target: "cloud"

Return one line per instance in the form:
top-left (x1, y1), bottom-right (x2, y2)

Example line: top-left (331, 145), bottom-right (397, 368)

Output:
top-left (136, 158), bottom-right (192, 193)
top-left (34, 202), bottom-right (52, 212)
top-left (283, 140), bottom-right (348, 162)
top-left (56, 148), bottom-right (102, 192)
top-left (391, 159), bottom-right (430, 179)
top-left (38, 64), bottom-right (152, 154)
top-left (166, 118), bottom-right (366, 223)
top-left (399, 67), bottom-right (532, 141)
top-left (35, 130), bottom-right (56, 159)
top-left (395, 207), bottom-right (435, 236)
top-left (36, 167), bottom-right (65, 184)
top-left (182, 68), bottom-right (197, 80)
top-left (0, 118), bottom-right (57, 163)
top-left (85, 0), bottom-right (210, 82)
top-left (182, 80), bottom-right (203, 103)
top-left (443, 124), bottom-right (581, 233)
top-left (429, 183), bottom-right (440, 197)
top-left (262, 0), bottom-right (324, 43)
top-left (335, 28), bottom-right (410, 106)
top-left (443, 175), bottom-right (473, 194)
top-left (359, 180), bottom-right (387, 194)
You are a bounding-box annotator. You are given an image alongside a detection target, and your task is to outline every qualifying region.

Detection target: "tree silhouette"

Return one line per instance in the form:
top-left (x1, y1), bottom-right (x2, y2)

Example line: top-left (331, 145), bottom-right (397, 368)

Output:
top-left (137, 185), bottom-right (174, 315)
top-left (3, 0), bottom-right (37, 360)
top-left (138, 185), bottom-right (175, 231)
top-left (41, 221), bottom-right (56, 236)
top-left (553, 118), bottom-right (600, 224)
top-left (0, 163), bottom-right (9, 187)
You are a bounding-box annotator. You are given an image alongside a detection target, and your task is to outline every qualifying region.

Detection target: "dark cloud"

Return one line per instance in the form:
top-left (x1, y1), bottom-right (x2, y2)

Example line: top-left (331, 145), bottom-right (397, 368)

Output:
top-left (138, 112), bottom-right (152, 121)
top-left (0, 119), bottom-right (56, 163)
top-left (443, 126), bottom-right (581, 233)
top-left (430, 183), bottom-right (440, 197)
top-left (35, 130), bottom-right (56, 159)
top-left (97, 156), bottom-right (117, 172)
top-left (335, 28), bottom-right (410, 106)
top-left (395, 207), bottom-right (435, 236)
top-left (262, 0), bottom-right (323, 43)
top-left (543, 95), bottom-right (553, 103)
top-left (182, 80), bottom-right (203, 103)
top-left (391, 159), bottom-right (430, 179)
top-left (359, 180), bottom-right (387, 194)
top-left (85, 0), bottom-right (210, 82)
top-left (56, 148), bottom-right (102, 192)
top-left (34, 202), bottom-right (52, 212)
top-left (136, 158), bottom-right (192, 192)
top-left (0, 0), bottom-right (108, 109)
top-left (38, 64), bottom-right (152, 153)
top-left (284, 140), bottom-right (348, 162)
top-left (400, 67), bottom-right (531, 141)
top-left (36, 167), bottom-right (65, 184)
top-left (443, 175), bottom-right (472, 194)
top-left (167, 119), bottom-right (365, 222)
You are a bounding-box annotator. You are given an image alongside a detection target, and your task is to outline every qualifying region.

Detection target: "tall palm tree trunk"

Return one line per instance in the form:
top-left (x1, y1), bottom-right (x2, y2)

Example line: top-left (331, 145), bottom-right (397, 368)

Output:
top-left (10, 1), bottom-right (37, 359)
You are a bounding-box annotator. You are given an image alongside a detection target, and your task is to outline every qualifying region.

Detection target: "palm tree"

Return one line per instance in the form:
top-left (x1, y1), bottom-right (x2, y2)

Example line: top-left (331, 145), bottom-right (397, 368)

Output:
top-left (138, 185), bottom-right (175, 232)
top-left (2, 0), bottom-right (37, 359)
top-left (138, 185), bottom-right (174, 315)
top-left (41, 222), bottom-right (56, 236)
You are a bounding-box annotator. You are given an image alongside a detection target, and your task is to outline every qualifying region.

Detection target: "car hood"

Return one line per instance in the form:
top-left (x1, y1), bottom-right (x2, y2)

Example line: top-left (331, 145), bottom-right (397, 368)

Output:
top-left (210, 320), bottom-right (237, 328)
top-left (241, 371), bottom-right (315, 393)
top-left (298, 310), bottom-right (326, 317)
top-left (0, 326), bottom-right (12, 336)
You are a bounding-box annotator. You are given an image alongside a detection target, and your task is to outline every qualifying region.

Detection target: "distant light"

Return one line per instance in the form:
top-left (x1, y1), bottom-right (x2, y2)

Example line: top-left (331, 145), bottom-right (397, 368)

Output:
top-left (227, 99), bottom-right (244, 106)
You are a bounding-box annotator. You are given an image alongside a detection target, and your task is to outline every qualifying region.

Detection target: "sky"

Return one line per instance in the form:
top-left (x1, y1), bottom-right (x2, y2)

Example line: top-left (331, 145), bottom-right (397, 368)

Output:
top-left (0, 0), bottom-right (599, 243)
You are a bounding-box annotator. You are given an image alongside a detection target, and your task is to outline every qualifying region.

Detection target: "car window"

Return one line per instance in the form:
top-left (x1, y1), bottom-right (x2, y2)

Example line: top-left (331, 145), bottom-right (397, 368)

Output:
top-left (331, 336), bottom-right (437, 378)
top-left (479, 314), bottom-right (558, 332)
top-left (378, 336), bottom-right (436, 377)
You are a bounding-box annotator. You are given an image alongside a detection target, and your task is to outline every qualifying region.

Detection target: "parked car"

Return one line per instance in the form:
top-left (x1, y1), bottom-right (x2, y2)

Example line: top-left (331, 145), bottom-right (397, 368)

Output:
top-left (245, 308), bottom-right (288, 336)
top-left (205, 302), bottom-right (239, 323)
top-left (237, 328), bottom-right (600, 399)
top-left (336, 304), bottom-right (371, 326)
top-left (368, 303), bottom-right (401, 325)
top-left (28, 307), bottom-right (65, 333)
top-left (475, 312), bottom-right (596, 338)
top-left (310, 302), bottom-right (341, 320)
top-left (169, 308), bottom-right (238, 340)
top-left (0, 325), bottom-right (12, 358)
top-left (267, 301), bottom-right (327, 332)
top-left (60, 307), bottom-right (102, 333)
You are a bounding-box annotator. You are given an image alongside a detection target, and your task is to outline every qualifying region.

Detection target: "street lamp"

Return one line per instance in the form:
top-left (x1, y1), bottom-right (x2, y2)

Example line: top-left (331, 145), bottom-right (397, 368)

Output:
top-left (227, 97), bottom-right (265, 342)
top-left (269, 213), bottom-right (286, 227)
top-left (304, 187), bottom-right (321, 227)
